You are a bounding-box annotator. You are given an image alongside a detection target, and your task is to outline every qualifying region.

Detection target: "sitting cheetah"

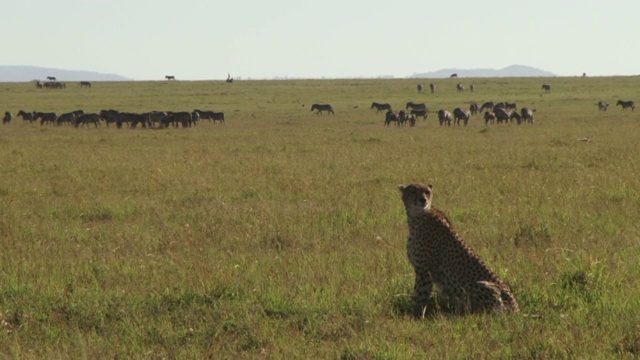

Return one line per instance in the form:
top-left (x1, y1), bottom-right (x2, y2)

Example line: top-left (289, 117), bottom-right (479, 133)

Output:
top-left (398, 182), bottom-right (519, 317)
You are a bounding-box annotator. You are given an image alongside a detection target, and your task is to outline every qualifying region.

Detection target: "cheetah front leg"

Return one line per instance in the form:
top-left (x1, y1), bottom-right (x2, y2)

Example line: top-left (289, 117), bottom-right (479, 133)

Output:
top-left (413, 269), bottom-right (433, 319)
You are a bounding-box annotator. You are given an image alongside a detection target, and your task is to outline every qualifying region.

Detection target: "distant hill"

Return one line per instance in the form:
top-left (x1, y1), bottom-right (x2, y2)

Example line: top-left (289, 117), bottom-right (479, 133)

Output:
top-left (410, 65), bottom-right (555, 78)
top-left (0, 65), bottom-right (130, 82)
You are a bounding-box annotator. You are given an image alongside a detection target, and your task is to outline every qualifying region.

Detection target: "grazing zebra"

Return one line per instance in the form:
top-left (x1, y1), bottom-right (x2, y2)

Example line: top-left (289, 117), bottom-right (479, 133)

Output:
top-left (165, 75), bottom-right (175, 80)
top-left (429, 83), bottom-right (435, 94)
top-left (453, 108), bottom-right (470, 126)
top-left (542, 84), bottom-right (551, 93)
top-left (450, 73), bottom-right (458, 78)
top-left (437, 109), bottom-right (452, 126)
top-left (616, 100), bottom-right (635, 111)
top-left (2, 111), bottom-right (12, 124)
top-left (417, 84), bottom-right (424, 94)
top-left (36, 112), bottom-right (57, 126)
top-left (521, 108), bottom-right (535, 123)
top-left (596, 101), bottom-right (609, 111)
top-left (210, 112), bottom-right (225, 123)
top-left (370, 102), bottom-right (392, 113)
top-left (410, 109), bottom-right (428, 119)
top-left (74, 113), bottom-right (101, 128)
top-left (79, 81), bottom-right (92, 88)
top-left (505, 102), bottom-right (517, 110)
top-left (510, 111), bottom-right (522, 124)
top-left (494, 108), bottom-right (511, 124)
top-left (406, 102), bottom-right (426, 111)
top-left (480, 102), bottom-right (494, 112)
top-left (384, 110), bottom-right (399, 126)
top-left (456, 83), bottom-right (464, 92)
top-left (17, 110), bottom-right (37, 123)
top-left (469, 102), bottom-right (479, 115)
top-left (311, 104), bottom-right (334, 115)
top-left (483, 111), bottom-right (496, 125)
top-left (46, 76), bottom-right (56, 82)
top-left (470, 84), bottom-right (475, 92)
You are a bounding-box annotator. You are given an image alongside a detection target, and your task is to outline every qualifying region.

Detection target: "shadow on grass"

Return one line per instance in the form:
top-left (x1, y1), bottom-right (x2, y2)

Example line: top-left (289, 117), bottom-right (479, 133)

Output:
top-left (390, 293), bottom-right (459, 319)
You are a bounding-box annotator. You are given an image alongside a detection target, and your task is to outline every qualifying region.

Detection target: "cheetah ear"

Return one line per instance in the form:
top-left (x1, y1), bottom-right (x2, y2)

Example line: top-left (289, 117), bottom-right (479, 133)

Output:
top-left (398, 185), bottom-right (406, 192)
top-left (427, 184), bottom-right (433, 191)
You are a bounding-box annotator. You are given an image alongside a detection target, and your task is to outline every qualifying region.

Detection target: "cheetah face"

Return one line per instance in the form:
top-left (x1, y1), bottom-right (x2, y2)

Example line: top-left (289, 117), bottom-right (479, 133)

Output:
top-left (398, 183), bottom-right (433, 216)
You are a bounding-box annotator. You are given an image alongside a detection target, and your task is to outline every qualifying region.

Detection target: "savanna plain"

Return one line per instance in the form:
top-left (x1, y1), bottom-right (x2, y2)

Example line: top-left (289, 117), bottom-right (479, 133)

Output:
top-left (0, 76), bottom-right (639, 359)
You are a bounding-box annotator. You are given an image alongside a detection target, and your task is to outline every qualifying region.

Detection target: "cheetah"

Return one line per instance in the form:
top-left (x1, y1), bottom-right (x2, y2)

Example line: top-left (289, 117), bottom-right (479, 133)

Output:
top-left (398, 182), bottom-right (519, 317)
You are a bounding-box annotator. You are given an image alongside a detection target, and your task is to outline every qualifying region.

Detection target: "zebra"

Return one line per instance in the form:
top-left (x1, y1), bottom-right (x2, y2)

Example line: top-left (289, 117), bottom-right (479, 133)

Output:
top-left (384, 110), bottom-right (398, 126)
top-left (410, 109), bottom-right (428, 119)
top-left (162, 112), bottom-right (192, 128)
top-left (596, 101), bottom-right (609, 111)
top-left (210, 112), bottom-right (225, 124)
top-left (542, 84), bottom-right (551, 93)
top-left (226, 73), bottom-right (233, 83)
top-left (429, 83), bottom-right (435, 94)
top-left (57, 112), bottom-right (77, 126)
top-left (469, 102), bottom-right (480, 115)
top-left (417, 84), bottom-right (424, 93)
top-left (36, 81), bottom-right (44, 89)
top-left (46, 76), bottom-right (56, 82)
top-left (470, 84), bottom-right (475, 92)
top-left (505, 102), bottom-right (517, 110)
top-left (450, 73), bottom-right (458, 78)
top-left (453, 108), bottom-right (470, 126)
top-left (17, 110), bottom-right (37, 123)
top-left (494, 108), bottom-right (512, 124)
top-left (370, 102), bottom-right (392, 113)
top-left (616, 100), bottom-right (635, 111)
top-left (36, 112), bottom-right (57, 126)
top-left (521, 108), bottom-right (535, 123)
top-left (311, 104), bottom-right (334, 115)
top-left (165, 75), bottom-right (176, 80)
top-left (480, 102), bottom-right (494, 112)
top-left (79, 81), bottom-right (92, 88)
top-left (74, 113), bottom-right (101, 128)
top-left (437, 109), bottom-right (452, 126)
top-left (483, 111), bottom-right (496, 125)
top-left (398, 110), bottom-right (416, 127)
top-left (456, 83), bottom-right (464, 92)
top-left (510, 111), bottom-right (522, 124)
top-left (2, 111), bottom-right (12, 124)
top-left (100, 109), bottom-right (121, 127)
top-left (145, 111), bottom-right (168, 128)
top-left (406, 102), bottom-right (426, 111)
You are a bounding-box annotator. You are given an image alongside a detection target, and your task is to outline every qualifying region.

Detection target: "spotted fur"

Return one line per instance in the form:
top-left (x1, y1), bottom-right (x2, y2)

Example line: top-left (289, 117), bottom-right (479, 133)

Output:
top-left (398, 183), bottom-right (519, 317)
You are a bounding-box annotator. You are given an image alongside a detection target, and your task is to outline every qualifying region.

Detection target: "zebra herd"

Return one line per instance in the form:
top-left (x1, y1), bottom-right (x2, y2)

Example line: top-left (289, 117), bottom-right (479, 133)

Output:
top-left (2, 109), bottom-right (225, 128)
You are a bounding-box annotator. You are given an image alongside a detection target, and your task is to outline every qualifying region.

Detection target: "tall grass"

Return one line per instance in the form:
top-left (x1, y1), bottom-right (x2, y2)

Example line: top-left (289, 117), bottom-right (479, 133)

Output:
top-left (0, 76), bottom-right (639, 358)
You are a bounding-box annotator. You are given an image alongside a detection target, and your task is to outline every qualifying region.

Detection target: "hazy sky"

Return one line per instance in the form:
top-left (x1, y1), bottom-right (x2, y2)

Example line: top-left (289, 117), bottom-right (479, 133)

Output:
top-left (3, 0), bottom-right (638, 80)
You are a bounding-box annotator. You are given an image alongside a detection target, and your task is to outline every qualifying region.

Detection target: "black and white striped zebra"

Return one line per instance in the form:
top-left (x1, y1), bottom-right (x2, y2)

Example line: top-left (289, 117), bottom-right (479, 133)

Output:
top-left (74, 113), bottom-right (101, 128)
top-left (616, 100), bottom-right (635, 111)
top-left (453, 108), bottom-right (470, 126)
top-left (542, 84), bottom-right (551, 93)
top-left (596, 101), bottom-right (609, 111)
top-left (520, 108), bottom-right (535, 123)
top-left (437, 109), bottom-right (452, 126)
top-left (406, 102), bottom-right (426, 111)
top-left (370, 102), bottom-right (392, 113)
top-left (2, 111), bottom-right (12, 125)
top-left (311, 104), bottom-right (334, 115)
top-left (17, 110), bottom-right (37, 123)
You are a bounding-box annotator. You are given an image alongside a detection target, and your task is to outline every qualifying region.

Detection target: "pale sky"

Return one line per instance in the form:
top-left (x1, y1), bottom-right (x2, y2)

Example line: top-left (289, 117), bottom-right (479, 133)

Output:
top-left (2, 0), bottom-right (638, 80)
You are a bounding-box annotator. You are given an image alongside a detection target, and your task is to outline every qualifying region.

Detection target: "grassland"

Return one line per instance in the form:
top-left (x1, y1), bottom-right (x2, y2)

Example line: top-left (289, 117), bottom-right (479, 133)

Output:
top-left (0, 76), bottom-right (639, 359)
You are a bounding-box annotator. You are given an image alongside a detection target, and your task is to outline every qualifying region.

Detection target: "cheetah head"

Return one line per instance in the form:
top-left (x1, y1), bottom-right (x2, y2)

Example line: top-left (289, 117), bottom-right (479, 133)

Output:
top-left (398, 183), bottom-right (433, 216)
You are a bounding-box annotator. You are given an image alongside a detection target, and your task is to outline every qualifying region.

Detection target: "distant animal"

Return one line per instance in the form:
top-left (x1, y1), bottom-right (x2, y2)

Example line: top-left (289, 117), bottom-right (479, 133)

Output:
top-left (456, 83), bottom-right (464, 92)
top-left (35, 112), bottom-right (57, 126)
top-left (520, 108), bottom-right (535, 123)
top-left (226, 73), bottom-right (233, 83)
top-left (417, 84), bottom-right (424, 94)
top-left (437, 109), bottom-right (452, 126)
top-left (483, 111), bottom-right (495, 125)
top-left (616, 100), bottom-right (635, 111)
top-left (596, 101), bottom-right (609, 111)
top-left (384, 110), bottom-right (398, 126)
top-left (453, 108), bottom-right (470, 126)
top-left (371, 102), bottom-right (392, 113)
top-left (36, 81), bottom-right (43, 89)
top-left (480, 102), bottom-right (494, 112)
top-left (494, 108), bottom-right (512, 124)
top-left (2, 111), bottom-right (12, 124)
top-left (17, 110), bottom-right (37, 123)
top-left (429, 83), bottom-right (435, 94)
top-left (410, 109), bottom-right (428, 119)
top-left (510, 111), bottom-right (522, 124)
top-left (46, 76), bottom-right (56, 82)
top-left (470, 84), bottom-right (475, 93)
top-left (542, 84), bottom-right (551, 93)
top-left (397, 110), bottom-right (411, 126)
top-left (311, 104), bottom-right (334, 115)
top-left (406, 102), bottom-right (427, 111)
top-left (450, 73), bottom-right (458, 78)
top-left (398, 182), bottom-right (520, 317)
top-left (79, 81), bottom-right (92, 88)
top-left (165, 75), bottom-right (176, 80)
top-left (469, 102), bottom-right (479, 115)
top-left (74, 113), bottom-right (101, 128)
top-left (505, 102), bottom-right (517, 111)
